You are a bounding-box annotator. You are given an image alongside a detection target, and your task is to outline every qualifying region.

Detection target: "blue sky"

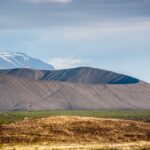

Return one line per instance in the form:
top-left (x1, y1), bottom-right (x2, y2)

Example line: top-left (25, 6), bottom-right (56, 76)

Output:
top-left (0, 0), bottom-right (150, 82)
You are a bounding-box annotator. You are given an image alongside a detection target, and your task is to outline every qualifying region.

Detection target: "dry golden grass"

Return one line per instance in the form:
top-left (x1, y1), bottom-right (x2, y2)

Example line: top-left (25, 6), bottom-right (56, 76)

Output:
top-left (1, 142), bottom-right (150, 150)
top-left (0, 116), bottom-right (150, 149)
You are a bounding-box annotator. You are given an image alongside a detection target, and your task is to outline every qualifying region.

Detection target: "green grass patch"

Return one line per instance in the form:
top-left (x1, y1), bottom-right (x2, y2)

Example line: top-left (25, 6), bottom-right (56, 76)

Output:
top-left (0, 110), bottom-right (150, 125)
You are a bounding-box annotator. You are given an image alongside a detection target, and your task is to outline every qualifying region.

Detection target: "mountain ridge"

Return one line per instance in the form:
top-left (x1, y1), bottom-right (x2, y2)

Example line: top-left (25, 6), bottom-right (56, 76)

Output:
top-left (0, 52), bottom-right (54, 70)
top-left (0, 67), bottom-right (140, 84)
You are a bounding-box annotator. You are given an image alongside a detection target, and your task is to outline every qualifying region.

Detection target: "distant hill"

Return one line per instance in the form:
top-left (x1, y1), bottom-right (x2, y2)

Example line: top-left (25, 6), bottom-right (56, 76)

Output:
top-left (0, 61), bottom-right (149, 111)
top-left (0, 52), bottom-right (54, 70)
top-left (0, 73), bottom-right (149, 111)
top-left (0, 67), bottom-right (139, 84)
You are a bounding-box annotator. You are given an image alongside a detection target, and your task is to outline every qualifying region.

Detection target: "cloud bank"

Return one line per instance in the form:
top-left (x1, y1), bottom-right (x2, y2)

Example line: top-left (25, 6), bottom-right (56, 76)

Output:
top-left (0, 0), bottom-right (150, 29)
top-left (21, 0), bottom-right (73, 4)
top-left (48, 57), bottom-right (87, 69)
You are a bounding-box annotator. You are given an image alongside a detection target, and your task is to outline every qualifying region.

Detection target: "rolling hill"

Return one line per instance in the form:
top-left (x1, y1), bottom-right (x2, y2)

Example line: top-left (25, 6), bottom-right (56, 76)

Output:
top-left (1, 116), bottom-right (150, 145)
top-left (0, 67), bottom-right (139, 84)
top-left (0, 71), bottom-right (150, 111)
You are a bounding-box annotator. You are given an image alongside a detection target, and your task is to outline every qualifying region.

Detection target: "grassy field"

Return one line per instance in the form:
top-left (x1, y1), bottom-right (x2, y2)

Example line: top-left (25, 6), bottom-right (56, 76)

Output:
top-left (0, 116), bottom-right (150, 149)
top-left (1, 142), bottom-right (150, 150)
top-left (0, 111), bottom-right (150, 149)
top-left (0, 110), bottom-right (150, 125)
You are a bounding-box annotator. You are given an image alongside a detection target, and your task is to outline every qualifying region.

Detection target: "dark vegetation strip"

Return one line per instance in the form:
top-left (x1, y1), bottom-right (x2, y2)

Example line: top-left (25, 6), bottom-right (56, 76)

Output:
top-left (0, 110), bottom-right (150, 125)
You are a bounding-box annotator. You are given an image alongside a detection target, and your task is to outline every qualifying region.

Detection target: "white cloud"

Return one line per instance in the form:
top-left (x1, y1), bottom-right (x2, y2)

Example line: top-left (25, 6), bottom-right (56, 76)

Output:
top-left (21, 0), bottom-right (73, 4)
top-left (48, 57), bottom-right (88, 69)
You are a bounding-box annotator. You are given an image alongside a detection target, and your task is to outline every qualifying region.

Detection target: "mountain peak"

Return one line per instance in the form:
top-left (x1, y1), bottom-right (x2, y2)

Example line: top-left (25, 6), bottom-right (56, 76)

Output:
top-left (0, 51), bottom-right (54, 70)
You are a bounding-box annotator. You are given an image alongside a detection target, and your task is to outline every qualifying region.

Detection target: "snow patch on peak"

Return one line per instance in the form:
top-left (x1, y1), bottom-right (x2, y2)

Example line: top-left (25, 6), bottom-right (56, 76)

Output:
top-left (14, 52), bottom-right (30, 61)
top-left (0, 52), bottom-right (12, 57)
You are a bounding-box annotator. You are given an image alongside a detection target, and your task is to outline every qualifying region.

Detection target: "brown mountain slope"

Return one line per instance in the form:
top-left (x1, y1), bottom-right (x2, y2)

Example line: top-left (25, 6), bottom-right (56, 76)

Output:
top-left (0, 67), bottom-right (139, 84)
top-left (0, 74), bottom-right (150, 111)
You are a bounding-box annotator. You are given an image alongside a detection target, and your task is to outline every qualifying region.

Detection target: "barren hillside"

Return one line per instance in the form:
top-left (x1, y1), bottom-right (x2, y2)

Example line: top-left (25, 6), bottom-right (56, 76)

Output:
top-left (0, 67), bottom-right (139, 84)
top-left (0, 74), bottom-right (150, 111)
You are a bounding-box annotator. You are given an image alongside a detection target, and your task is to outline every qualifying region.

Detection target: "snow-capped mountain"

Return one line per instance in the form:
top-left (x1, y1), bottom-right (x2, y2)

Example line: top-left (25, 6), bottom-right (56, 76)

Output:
top-left (0, 52), bottom-right (54, 70)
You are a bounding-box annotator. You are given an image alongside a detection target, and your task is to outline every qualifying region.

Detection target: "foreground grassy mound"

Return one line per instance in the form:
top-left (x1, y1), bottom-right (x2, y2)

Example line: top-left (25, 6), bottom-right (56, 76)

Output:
top-left (0, 116), bottom-right (150, 145)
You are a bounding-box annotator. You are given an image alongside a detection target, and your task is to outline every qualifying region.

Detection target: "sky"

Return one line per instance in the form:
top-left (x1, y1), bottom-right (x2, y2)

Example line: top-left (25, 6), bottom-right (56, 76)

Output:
top-left (0, 0), bottom-right (150, 82)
